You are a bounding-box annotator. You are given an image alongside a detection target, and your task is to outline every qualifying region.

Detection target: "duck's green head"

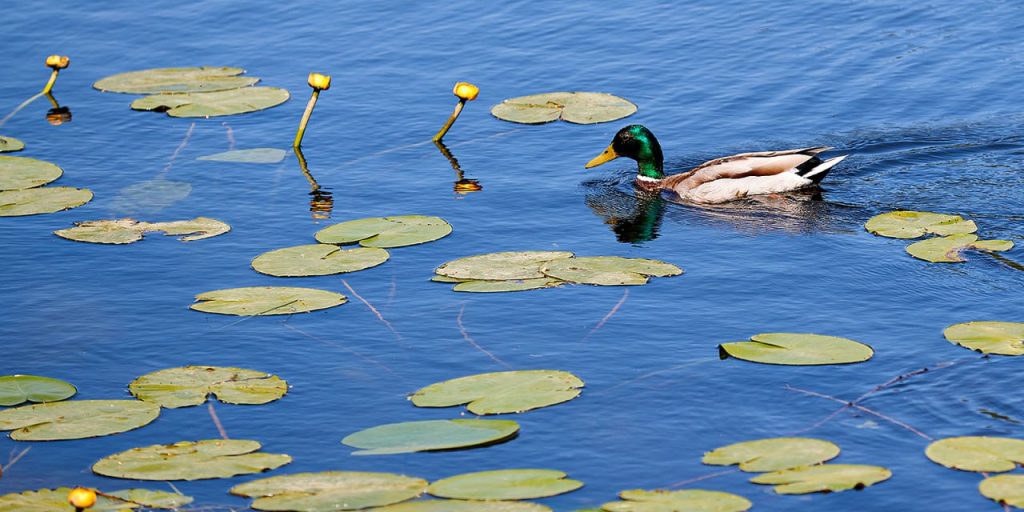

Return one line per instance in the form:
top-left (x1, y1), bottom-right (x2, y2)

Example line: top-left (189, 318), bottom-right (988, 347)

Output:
top-left (585, 124), bottom-right (664, 179)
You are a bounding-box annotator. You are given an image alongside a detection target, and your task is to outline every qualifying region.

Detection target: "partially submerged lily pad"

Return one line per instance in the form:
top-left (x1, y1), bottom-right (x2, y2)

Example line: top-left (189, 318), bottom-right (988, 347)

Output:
top-left (252, 244), bottom-right (389, 277)
top-left (925, 436), bottom-right (1024, 472)
top-left (864, 211), bottom-right (977, 239)
top-left (428, 469), bottom-right (583, 501)
top-left (198, 148), bottom-right (287, 164)
top-left (190, 287), bottom-right (347, 316)
top-left (371, 501), bottom-right (551, 512)
top-left (315, 215), bottom-right (452, 248)
top-left (601, 489), bottom-right (752, 512)
top-left (131, 87), bottom-right (290, 118)
top-left (0, 187), bottom-right (92, 217)
top-left (750, 464), bottom-right (892, 494)
top-left (129, 366), bottom-right (287, 408)
top-left (906, 233), bottom-right (1014, 263)
top-left (436, 251), bottom-right (575, 281)
top-left (54, 217), bottom-right (230, 244)
top-left (0, 400), bottom-right (159, 441)
top-left (0, 136), bottom-right (25, 153)
top-left (94, 67), bottom-right (260, 94)
top-left (410, 370), bottom-right (584, 415)
top-left (453, 278), bottom-right (565, 293)
top-left (342, 419), bottom-right (520, 455)
top-left (980, 474), bottom-right (1024, 508)
top-left (702, 437), bottom-right (840, 472)
top-left (0, 156), bottom-right (62, 190)
top-left (719, 333), bottom-right (874, 366)
top-left (111, 179), bottom-right (192, 215)
top-left (541, 256), bottom-right (682, 286)
top-left (93, 439), bottom-right (292, 480)
top-left (0, 375), bottom-right (76, 407)
top-left (0, 487), bottom-right (192, 511)
top-left (943, 321), bottom-right (1024, 356)
top-left (230, 471), bottom-right (428, 511)
top-left (491, 92), bottom-right (637, 125)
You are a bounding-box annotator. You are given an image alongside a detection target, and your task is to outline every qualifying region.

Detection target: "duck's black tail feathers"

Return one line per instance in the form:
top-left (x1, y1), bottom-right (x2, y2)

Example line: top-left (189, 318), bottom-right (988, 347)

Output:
top-left (796, 155), bottom-right (847, 183)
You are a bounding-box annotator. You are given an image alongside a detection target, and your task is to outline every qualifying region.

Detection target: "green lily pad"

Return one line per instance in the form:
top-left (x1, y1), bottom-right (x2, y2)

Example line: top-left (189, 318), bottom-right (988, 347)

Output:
top-left (750, 464), bottom-right (892, 494)
top-left (112, 179), bottom-right (192, 215)
top-left (131, 87), bottom-right (290, 118)
top-left (0, 375), bottom-right (76, 407)
top-left (702, 437), bottom-right (840, 472)
top-left (106, 489), bottom-right (194, 509)
top-left (719, 333), bottom-right (874, 366)
top-left (252, 244), bottom-right (389, 277)
top-left (944, 321), bottom-right (1024, 356)
top-left (864, 210), bottom-right (977, 239)
top-left (198, 148), bottom-right (287, 164)
top-left (371, 501), bottom-right (551, 512)
top-left (906, 233), bottom-right (1014, 263)
top-left (55, 217), bottom-right (230, 244)
top-left (411, 370), bottom-right (584, 415)
top-left (436, 251), bottom-right (575, 281)
top-left (342, 419), bottom-right (520, 455)
top-left (0, 400), bottom-right (159, 441)
top-left (94, 67), bottom-right (260, 94)
top-left (0, 156), bottom-right (62, 190)
top-left (491, 92), bottom-right (637, 125)
top-left (129, 366), bottom-right (287, 409)
top-left (432, 275), bottom-right (467, 283)
top-left (980, 474), bottom-right (1024, 508)
top-left (601, 489), bottom-right (752, 512)
top-left (925, 436), bottom-right (1024, 472)
top-left (0, 187), bottom-right (92, 217)
top-left (0, 136), bottom-right (25, 153)
top-left (93, 439), bottom-right (292, 481)
top-left (315, 215), bottom-right (452, 248)
top-left (453, 278), bottom-right (565, 293)
top-left (0, 487), bottom-right (191, 511)
top-left (190, 286), bottom-right (347, 316)
top-left (541, 256), bottom-right (682, 286)
top-left (230, 471), bottom-right (428, 511)
top-left (428, 469), bottom-right (582, 501)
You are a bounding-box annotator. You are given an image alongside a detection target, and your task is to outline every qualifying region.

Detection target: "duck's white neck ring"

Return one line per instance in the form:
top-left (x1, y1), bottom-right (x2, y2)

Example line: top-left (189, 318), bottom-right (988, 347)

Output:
top-left (636, 175), bottom-right (661, 183)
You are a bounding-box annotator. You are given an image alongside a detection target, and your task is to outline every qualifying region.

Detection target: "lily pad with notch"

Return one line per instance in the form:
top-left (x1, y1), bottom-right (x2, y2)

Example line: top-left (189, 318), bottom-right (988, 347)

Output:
top-left (428, 469), bottom-right (583, 501)
top-left (93, 439), bottom-right (292, 481)
top-left (0, 187), bottom-right (92, 217)
top-left (905, 233), bottom-right (1013, 263)
top-left (198, 148), bottom-right (287, 164)
top-left (315, 215), bottom-right (452, 248)
top-left (749, 464), bottom-right (892, 494)
top-left (436, 251), bottom-right (575, 281)
top-left (55, 217), bottom-right (230, 244)
top-left (541, 256), bottom-right (682, 286)
top-left (0, 400), bottom-right (159, 441)
top-left (491, 92), bottom-right (637, 125)
top-left (943, 321), bottom-right (1024, 356)
top-left (131, 87), bottom-right (290, 118)
top-left (0, 136), bottom-right (25, 153)
top-left (864, 210), bottom-right (977, 239)
top-left (410, 370), bottom-right (583, 415)
top-left (980, 474), bottom-right (1024, 508)
top-left (230, 471), bottom-right (428, 511)
top-left (94, 67), bottom-right (260, 94)
top-left (190, 286), bottom-right (347, 316)
top-left (0, 156), bottom-right (62, 190)
top-left (601, 489), bottom-right (751, 512)
top-left (719, 332), bottom-right (873, 366)
top-left (252, 244), bottom-right (389, 277)
top-left (702, 437), bottom-right (840, 472)
top-left (925, 436), bottom-right (1024, 472)
top-left (0, 375), bottom-right (76, 407)
top-left (342, 419), bottom-right (520, 455)
top-left (129, 366), bottom-right (287, 409)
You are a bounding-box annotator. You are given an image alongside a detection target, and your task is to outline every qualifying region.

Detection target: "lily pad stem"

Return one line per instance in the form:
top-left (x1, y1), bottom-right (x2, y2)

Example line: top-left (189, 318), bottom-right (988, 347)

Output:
top-left (41, 69), bottom-right (60, 95)
top-left (293, 89), bottom-right (320, 149)
top-left (433, 99), bottom-right (465, 143)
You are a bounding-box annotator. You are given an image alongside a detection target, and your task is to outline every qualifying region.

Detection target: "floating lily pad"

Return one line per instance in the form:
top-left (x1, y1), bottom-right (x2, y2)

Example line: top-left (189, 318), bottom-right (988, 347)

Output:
top-left (0, 156), bottom-right (62, 190)
top-left (106, 489), bottom-right (194, 509)
top-left (411, 370), bottom-right (584, 415)
top-left (112, 179), bottom-right (192, 215)
top-left (0, 187), bottom-right (92, 217)
top-left (190, 287), bottom-right (347, 316)
top-left (864, 211), bottom-right (977, 239)
top-left (719, 333), bottom-right (874, 366)
top-left (491, 92), bottom-right (637, 125)
top-left (702, 437), bottom-right (840, 472)
top-left (436, 252), bottom-right (575, 281)
top-left (943, 321), bottom-right (1024, 356)
top-left (55, 217), bottom-right (230, 244)
top-left (131, 87), bottom-right (290, 118)
top-left (750, 464), bottom-right (892, 494)
top-left (925, 436), bottom-right (1024, 472)
top-left (230, 471), bottom-right (428, 511)
top-left (252, 244), bottom-right (389, 277)
top-left (428, 469), bottom-right (582, 501)
top-left (198, 148), bottom-right (287, 164)
top-left (94, 67), bottom-right (260, 94)
top-left (0, 400), bottom-right (159, 441)
top-left (371, 501), bottom-right (551, 512)
top-left (93, 439), bottom-right (292, 481)
top-left (315, 215), bottom-right (452, 248)
top-left (432, 275), bottom-right (467, 283)
top-left (129, 366), bottom-right (287, 409)
top-left (906, 233), bottom-right (1014, 263)
top-left (453, 278), bottom-right (565, 293)
top-left (342, 419), bottom-right (520, 455)
top-left (601, 489), bottom-right (752, 512)
top-left (0, 375), bottom-right (76, 407)
top-left (541, 256), bottom-right (682, 286)
top-left (0, 487), bottom-right (191, 511)
top-left (0, 136), bottom-right (24, 153)
top-left (980, 474), bottom-right (1024, 508)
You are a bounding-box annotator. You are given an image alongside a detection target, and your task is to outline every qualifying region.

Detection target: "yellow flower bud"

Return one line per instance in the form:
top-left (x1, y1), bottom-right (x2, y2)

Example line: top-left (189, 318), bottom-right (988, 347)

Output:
top-left (307, 73), bottom-right (331, 91)
top-left (68, 487), bottom-right (97, 509)
top-left (45, 55), bottom-right (70, 70)
top-left (452, 82), bottom-right (479, 101)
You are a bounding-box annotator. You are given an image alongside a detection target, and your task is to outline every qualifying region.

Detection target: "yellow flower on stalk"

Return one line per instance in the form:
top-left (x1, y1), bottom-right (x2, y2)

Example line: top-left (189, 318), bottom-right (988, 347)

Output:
top-left (453, 81), bottom-right (479, 101)
top-left (68, 487), bottom-right (97, 509)
top-left (307, 73), bottom-right (331, 91)
top-left (46, 55), bottom-right (70, 70)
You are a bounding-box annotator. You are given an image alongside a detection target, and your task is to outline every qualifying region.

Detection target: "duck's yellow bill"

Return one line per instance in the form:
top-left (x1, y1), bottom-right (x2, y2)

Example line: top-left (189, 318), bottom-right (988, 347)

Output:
top-left (585, 144), bottom-right (619, 169)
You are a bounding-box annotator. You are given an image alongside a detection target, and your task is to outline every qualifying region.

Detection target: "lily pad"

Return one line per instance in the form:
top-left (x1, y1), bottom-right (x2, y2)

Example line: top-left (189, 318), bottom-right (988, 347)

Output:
top-left (491, 92), bottom-right (637, 125)
top-left (55, 217), bottom-right (230, 244)
top-left (944, 321), bottom-right (1024, 356)
top-left (541, 256), bottom-right (682, 286)
top-left (230, 471), bottom-right (428, 511)
top-left (980, 474), bottom-right (1024, 508)
top-left (428, 469), bottom-right (582, 501)
top-left (0, 375), bottom-right (76, 407)
top-left (315, 215), bottom-right (452, 248)
top-left (198, 148), bottom-right (287, 164)
top-left (342, 419), bottom-right (520, 455)
top-left (0, 156), bottom-right (62, 190)
top-left (0, 487), bottom-right (191, 511)
top-left (0, 400), bottom-right (159, 441)
top-left (453, 278), bottom-right (565, 293)
top-left (432, 275), bottom-right (467, 283)
top-left (436, 252), bottom-right (575, 281)
top-left (906, 233), bottom-right (1014, 263)
top-left (411, 370), bottom-right (584, 415)
top-left (112, 179), bottom-right (192, 215)
top-left (601, 489), bottom-right (752, 512)
top-left (0, 136), bottom-right (24, 153)
top-left (749, 464), bottom-right (892, 494)
top-left (131, 87), bottom-right (290, 118)
top-left (0, 187), bottom-right (92, 217)
top-left (190, 287), bottom-right (347, 316)
top-left (252, 244), bottom-right (389, 277)
top-left (94, 67), bottom-right (260, 94)
top-left (702, 437), bottom-right (840, 472)
top-left (93, 439), bottom-right (292, 480)
top-left (106, 489), bottom-right (195, 509)
top-left (371, 501), bottom-right (551, 512)
top-left (925, 436), bottom-right (1024, 472)
top-left (864, 210), bottom-right (977, 239)
top-left (129, 366), bottom-right (287, 408)
top-left (719, 333), bottom-right (874, 366)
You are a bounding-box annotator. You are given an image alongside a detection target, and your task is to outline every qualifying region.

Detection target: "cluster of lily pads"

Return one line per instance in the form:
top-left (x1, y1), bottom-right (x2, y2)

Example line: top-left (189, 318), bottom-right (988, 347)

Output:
top-left (0, 153), bottom-right (92, 217)
top-left (865, 210), bottom-right (1014, 263)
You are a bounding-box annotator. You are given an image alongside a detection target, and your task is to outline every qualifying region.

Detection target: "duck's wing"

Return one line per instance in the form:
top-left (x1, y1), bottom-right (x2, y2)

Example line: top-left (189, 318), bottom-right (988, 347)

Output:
top-left (663, 146), bottom-right (832, 190)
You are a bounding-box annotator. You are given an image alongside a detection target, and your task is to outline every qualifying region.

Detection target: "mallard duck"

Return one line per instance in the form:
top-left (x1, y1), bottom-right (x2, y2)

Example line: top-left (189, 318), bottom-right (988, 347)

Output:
top-left (585, 125), bottom-right (847, 204)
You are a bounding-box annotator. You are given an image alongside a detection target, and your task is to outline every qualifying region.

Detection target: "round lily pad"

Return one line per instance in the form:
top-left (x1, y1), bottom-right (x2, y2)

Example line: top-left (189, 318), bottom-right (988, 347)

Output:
top-left (315, 215), bottom-right (452, 248)
top-left (411, 370), bottom-right (584, 415)
top-left (93, 439), bottom-right (292, 481)
top-left (94, 67), bottom-right (260, 94)
top-left (129, 366), bottom-right (287, 408)
top-left (252, 244), bottom-right (389, 277)
top-left (342, 419), bottom-right (520, 455)
top-left (925, 436), bottom-right (1024, 472)
top-left (55, 217), bottom-right (230, 244)
top-left (980, 474), bottom-right (1024, 508)
top-left (750, 464), bottom-right (892, 494)
top-left (190, 287), bottom-right (347, 316)
top-left (453, 278), bottom-right (565, 293)
top-left (436, 252), bottom-right (575, 281)
top-left (230, 471), bottom-right (428, 511)
top-left (0, 375), bottom-right (76, 407)
top-left (719, 333), bottom-right (874, 366)
top-left (198, 148), bottom-right (287, 164)
top-left (491, 92), bottom-right (637, 125)
top-left (372, 501), bottom-right (551, 512)
top-left (864, 210), bottom-right (977, 239)
top-left (702, 437), bottom-right (840, 472)
top-left (601, 489), bottom-right (752, 512)
top-left (0, 400), bottom-right (159, 441)
top-left (0, 136), bottom-right (25, 153)
top-left (131, 87), bottom-right (290, 118)
top-left (0, 187), bottom-right (92, 216)
top-left (906, 233), bottom-right (1014, 263)
top-left (428, 469), bottom-right (582, 501)
top-left (541, 256), bottom-right (682, 286)
top-left (943, 321), bottom-right (1024, 356)
top-left (0, 156), bottom-right (62, 190)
